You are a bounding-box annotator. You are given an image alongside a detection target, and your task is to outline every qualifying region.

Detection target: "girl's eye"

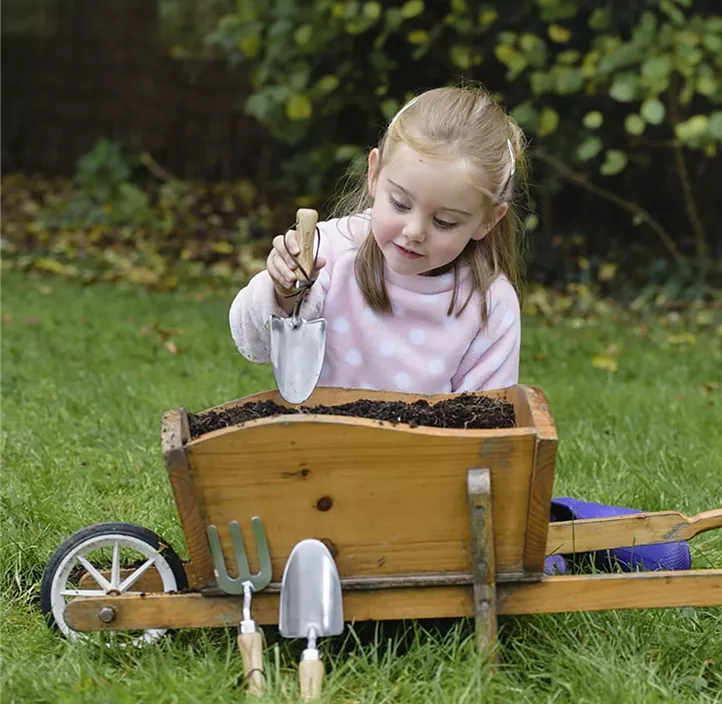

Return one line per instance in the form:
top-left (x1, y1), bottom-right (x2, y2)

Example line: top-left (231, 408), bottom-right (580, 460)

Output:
top-left (434, 218), bottom-right (457, 230)
top-left (390, 196), bottom-right (410, 212)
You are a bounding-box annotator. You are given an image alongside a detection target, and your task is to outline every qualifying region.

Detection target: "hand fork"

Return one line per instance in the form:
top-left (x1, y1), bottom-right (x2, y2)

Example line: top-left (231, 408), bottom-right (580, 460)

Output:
top-left (207, 517), bottom-right (272, 697)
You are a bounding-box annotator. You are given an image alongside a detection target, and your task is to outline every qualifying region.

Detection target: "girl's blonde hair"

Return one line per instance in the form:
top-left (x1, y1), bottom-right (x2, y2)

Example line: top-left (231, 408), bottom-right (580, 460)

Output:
top-left (330, 83), bottom-right (530, 326)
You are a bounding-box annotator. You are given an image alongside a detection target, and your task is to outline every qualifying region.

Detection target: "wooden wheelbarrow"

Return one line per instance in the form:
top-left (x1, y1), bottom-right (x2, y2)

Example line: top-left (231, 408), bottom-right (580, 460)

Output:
top-left (47, 384), bottom-right (722, 662)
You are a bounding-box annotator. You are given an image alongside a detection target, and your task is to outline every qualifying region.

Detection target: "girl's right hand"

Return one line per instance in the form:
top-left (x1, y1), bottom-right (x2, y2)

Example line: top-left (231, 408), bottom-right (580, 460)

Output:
top-left (267, 229), bottom-right (326, 313)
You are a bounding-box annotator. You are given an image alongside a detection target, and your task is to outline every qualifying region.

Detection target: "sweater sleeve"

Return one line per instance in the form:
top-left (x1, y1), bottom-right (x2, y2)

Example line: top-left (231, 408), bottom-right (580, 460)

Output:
top-left (228, 213), bottom-right (362, 364)
top-left (450, 278), bottom-right (521, 392)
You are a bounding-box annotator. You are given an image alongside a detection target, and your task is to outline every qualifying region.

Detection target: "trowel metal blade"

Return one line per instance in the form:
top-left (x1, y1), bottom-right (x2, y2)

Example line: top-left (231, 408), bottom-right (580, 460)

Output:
top-left (278, 539), bottom-right (344, 639)
top-left (269, 315), bottom-right (327, 405)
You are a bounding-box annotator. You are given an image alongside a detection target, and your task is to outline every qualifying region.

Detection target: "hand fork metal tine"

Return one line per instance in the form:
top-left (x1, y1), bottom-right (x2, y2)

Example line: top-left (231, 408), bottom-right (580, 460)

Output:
top-left (206, 517), bottom-right (272, 595)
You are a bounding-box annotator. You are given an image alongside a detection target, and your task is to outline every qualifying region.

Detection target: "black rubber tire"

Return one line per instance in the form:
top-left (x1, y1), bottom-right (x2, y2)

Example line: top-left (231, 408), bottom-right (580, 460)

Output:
top-left (40, 521), bottom-right (188, 635)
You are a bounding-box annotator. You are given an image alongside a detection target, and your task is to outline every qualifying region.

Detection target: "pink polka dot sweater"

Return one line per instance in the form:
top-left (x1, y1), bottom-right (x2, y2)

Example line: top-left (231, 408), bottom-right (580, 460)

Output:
top-left (229, 212), bottom-right (521, 394)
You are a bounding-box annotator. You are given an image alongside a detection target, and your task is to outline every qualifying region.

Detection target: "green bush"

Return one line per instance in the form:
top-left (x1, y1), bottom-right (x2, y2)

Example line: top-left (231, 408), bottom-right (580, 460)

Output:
top-left (206, 0), bottom-right (722, 283)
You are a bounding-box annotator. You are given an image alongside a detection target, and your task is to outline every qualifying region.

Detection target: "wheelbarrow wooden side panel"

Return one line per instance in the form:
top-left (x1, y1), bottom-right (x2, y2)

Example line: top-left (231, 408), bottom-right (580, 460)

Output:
top-left (161, 384), bottom-right (557, 590)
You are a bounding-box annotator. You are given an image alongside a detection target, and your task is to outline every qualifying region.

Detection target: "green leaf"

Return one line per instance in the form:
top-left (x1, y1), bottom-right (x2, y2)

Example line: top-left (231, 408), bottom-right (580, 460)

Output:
top-left (696, 76), bottom-right (718, 97)
top-left (583, 111), bottom-right (603, 129)
top-left (494, 44), bottom-right (517, 65)
top-left (538, 106), bottom-right (559, 136)
top-left (588, 8), bottom-right (609, 30)
top-left (553, 66), bottom-right (583, 94)
top-left (642, 55), bottom-right (672, 80)
top-left (576, 136), bottom-right (603, 161)
top-left (530, 71), bottom-right (554, 95)
top-left (285, 93), bottom-right (312, 121)
top-left (675, 114), bottom-right (709, 143)
top-left (400, 0), bottom-right (424, 18)
top-left (294, 24), bottom-right (312, 45)
top-left (625, 114), bottom-right (645, 135)
top-left (548, 24), bottom-right (571, 43)
top-left (600, 150), bottom-right (628, 175)
top-left (640, 98), bottom-right (665, 125)
top-left (450, 45), bottom-right (471, 69)
top-left (709, 112), bottom-right (722, 140)
top-left (557, 49), bottom-right (580, 64)
top-left (363, 1), bottom-right (382, 19)
top-left (315, 75), bottom-right (340, 95)
top-left (511, 101), bottom-right (539, 130)
top-left (407, 29), bottom-right (429, 45)
top-left (703, 33), bottom-right (722, 53)
top-left (609, 73), bottom-right (639, 102)
top-left (381, 98), bottom-right (399, 120)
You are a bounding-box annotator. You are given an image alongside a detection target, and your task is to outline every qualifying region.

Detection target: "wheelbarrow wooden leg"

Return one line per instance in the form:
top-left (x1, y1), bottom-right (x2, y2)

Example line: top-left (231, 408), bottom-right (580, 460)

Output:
top-left (467, 468), bottom-right (497, 660)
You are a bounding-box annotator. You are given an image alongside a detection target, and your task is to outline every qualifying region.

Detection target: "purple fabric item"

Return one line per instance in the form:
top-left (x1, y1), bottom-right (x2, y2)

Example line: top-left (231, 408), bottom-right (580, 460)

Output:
top-left (548, 497), bottom-right (691, 572)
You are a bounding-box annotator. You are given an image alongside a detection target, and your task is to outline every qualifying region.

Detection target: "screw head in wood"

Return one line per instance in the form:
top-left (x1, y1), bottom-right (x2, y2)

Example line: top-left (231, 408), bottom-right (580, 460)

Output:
top-left (98, 606), bottom-right (116, 623)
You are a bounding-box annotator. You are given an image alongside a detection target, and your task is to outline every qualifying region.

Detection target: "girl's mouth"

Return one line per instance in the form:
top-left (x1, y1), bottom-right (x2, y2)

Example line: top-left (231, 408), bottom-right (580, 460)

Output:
top-left (393, 243), bottom-right (423, 259)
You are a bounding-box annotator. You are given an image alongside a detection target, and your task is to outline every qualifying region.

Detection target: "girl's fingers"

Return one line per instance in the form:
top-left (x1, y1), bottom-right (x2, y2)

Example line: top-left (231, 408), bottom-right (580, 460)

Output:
top-left (273, 231), bottom-right (300, 270)
top-left (268, 251), bottom-right (295, 291)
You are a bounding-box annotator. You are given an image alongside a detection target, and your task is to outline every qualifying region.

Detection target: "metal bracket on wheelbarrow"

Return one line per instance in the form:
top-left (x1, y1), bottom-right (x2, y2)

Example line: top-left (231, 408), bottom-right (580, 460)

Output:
top-left (206, 517), bottom-right (272, 594)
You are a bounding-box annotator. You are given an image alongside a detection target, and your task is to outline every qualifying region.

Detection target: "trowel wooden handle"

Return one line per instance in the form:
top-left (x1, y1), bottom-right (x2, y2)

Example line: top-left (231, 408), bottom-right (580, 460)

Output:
top-left (238, 631), bottom-right (265, 696)
top-left (299, 658), bottom-right (324, 701)
top-left (296, 208), bottom-right (319, 282)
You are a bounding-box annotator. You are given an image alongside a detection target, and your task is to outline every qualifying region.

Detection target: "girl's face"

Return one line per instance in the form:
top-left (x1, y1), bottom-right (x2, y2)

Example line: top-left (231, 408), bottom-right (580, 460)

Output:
top-left (367, 142), bottom-right (507, 276)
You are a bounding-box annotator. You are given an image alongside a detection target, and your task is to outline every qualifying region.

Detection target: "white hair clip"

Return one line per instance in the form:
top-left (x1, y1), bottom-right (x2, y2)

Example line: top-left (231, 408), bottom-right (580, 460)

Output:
top-left (389, 96), bottom-right (419, 126)
top-left (495, 139), bottom-right (516, 203)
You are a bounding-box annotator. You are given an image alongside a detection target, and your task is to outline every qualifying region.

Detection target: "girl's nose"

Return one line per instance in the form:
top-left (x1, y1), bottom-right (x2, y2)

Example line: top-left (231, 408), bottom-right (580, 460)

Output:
top-left (402, 216), bottom-right (426, 242)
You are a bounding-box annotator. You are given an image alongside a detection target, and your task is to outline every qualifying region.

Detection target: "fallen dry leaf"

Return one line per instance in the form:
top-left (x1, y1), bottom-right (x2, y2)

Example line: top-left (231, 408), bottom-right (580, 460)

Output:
top-left (533, 353), bottom-right (546, 361)
top-left (667, 332), bottom-right (697, 345)
top-left (598, 262), bottom-right (617, 281)
top-left (2, 313), bottom-right (13, 324)
top-left (592, 355), bottom-right (618, 372)
top-left (24, 317), bottom-right (40, 326)
top-left (703, 382), bottom-right (720, 393)
top-left (164, 340), bottom-right (179, 354)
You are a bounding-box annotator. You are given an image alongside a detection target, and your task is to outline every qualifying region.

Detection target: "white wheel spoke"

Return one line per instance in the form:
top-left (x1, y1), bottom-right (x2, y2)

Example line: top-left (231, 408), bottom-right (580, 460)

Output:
top-left (62, 589), bottom-right (144, 597)
top-left (110, 542), bottom-right (121, 589)
top-left (77, 556), bottom-right (111, 591)
top-left (61, 589), bottom-right (108, 597)
top-left (118, 558), bottom-right (155, 592)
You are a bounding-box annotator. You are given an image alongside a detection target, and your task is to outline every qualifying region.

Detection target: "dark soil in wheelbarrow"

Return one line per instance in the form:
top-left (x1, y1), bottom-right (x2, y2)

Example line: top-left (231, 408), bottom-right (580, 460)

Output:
top-left (188, 393), bottom-right (515, 439)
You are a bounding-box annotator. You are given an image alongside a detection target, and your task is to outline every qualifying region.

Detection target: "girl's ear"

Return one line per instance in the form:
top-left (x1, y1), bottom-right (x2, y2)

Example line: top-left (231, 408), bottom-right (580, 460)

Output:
top-left (471, 202), bottom-right (509, 241)
top-left (367, 148), bottom-right (380, 198)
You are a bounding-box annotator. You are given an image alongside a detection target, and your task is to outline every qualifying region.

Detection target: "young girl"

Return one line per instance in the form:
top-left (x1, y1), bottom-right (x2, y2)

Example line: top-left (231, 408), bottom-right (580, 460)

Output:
top-left (229, 85), bottom-right (528, 394)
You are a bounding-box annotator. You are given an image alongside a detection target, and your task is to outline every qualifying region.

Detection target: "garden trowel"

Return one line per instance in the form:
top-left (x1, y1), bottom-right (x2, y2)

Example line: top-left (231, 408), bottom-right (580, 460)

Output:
top-left (278, 539), bottom-right (344, 701)
top-left (269, 208), bottom-right (327, 405)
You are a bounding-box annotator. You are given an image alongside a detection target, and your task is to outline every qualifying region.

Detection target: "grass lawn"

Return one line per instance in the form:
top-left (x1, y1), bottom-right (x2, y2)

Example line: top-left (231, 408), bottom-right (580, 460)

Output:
top-left (2, 269), bottom-right (721, 703)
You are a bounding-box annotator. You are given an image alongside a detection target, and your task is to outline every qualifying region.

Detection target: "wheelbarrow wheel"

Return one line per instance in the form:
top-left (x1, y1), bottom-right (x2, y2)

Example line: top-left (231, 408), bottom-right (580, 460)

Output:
top-left (40, 522), bottom-right (188, 647)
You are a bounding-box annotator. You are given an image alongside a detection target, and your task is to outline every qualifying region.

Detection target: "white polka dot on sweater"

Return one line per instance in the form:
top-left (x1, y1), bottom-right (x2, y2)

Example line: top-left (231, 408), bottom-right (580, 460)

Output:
top-left (409, 328), bottom-right (427, 345)
top-left (428, 359), bottom-right (445, 374)
top-left (333, 317), bottom-right (350, 334)
top-left (379, 339), bottom-right (396, 356)
top-left (345, 349), bottom-right (363, 366)
top-left (394, 372), bottom-right (412, 389)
